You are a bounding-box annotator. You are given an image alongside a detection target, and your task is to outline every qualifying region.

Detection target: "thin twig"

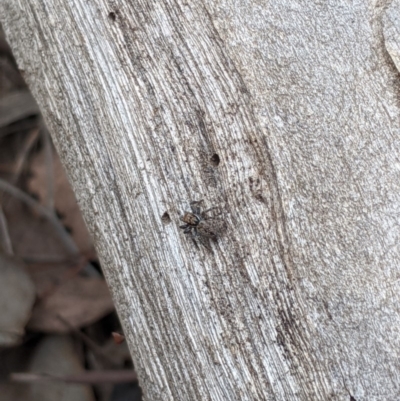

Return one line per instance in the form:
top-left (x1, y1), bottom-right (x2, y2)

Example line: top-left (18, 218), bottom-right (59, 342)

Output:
top-left (10, 370), bottom-right (137, 384)
top-left (23, 247), bottom-right (98, 266)
top-left (23, 255), bottom-right (80, 266)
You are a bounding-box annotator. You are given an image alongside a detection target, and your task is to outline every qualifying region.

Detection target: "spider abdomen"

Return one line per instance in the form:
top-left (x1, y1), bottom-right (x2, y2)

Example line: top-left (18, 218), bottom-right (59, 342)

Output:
top-left (196, 221), bottom-right (218, 239)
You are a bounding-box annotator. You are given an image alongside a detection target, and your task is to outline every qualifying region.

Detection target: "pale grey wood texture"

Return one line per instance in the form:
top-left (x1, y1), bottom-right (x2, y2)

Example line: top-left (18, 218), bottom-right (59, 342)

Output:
top-left (2, 1), bottom-right (400, 400)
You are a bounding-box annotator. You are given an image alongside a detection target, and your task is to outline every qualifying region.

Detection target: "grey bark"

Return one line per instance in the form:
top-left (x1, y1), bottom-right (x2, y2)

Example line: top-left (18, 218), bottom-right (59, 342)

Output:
top-left (1, 1), bottom-right (400, 400)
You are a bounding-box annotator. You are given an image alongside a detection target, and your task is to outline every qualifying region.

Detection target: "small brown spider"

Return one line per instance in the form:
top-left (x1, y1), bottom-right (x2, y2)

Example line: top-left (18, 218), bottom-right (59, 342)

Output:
top-left (180, 200), bottom-right (224, 250)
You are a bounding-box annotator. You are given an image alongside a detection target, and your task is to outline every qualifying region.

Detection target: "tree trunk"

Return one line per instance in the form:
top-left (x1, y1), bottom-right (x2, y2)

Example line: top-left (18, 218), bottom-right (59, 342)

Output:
top-left (2, 1), bottom-right (400, 400)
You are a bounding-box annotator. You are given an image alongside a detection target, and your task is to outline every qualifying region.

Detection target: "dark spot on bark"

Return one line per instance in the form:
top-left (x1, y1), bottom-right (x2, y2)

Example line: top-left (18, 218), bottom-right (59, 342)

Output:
top-left (323, 300), bottom-right (333, 320)
top-left (350, 396), bottom-right (357, 401)
top-left (210, 153), bottom-right (220, 166)
top-left (108, 12), bottom-right (116, 21)
top-left (161, 212), bottom-right (171, 224)
top-left (249, 176), bottom-right (267, 203)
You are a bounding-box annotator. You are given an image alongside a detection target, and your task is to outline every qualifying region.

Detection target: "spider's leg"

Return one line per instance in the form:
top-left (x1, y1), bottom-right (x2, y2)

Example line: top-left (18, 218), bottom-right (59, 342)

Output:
top-left (190, 199), bottom-right (203, 206)
top-left (190, 199), bottom-right (203, 215)
top-left (202, 207), bottom-right (220, 218)
top-left (187, 229), bottom-right (199, 248)
top-left (183, 226), bottom-right (192, 234)
top-left (197, 235), bottom-right (212, 250)
top-left (179, 224), bottom-right (189, 229)
top-left (191, 237), bottom-right (199, 249)
top-left (192, 206), bottom-right (201, 215)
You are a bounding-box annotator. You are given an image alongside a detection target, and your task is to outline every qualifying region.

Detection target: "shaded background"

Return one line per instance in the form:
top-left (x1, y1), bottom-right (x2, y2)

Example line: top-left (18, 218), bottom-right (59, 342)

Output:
top-left (0, 26), bottom-right (141, 401)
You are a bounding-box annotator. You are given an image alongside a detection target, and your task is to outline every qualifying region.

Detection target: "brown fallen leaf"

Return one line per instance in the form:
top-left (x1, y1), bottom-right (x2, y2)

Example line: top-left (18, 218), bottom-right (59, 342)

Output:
top-left (27, 146), bottom-right (94, 255)
top-left (4, 335), bottom-right (95, 401)
top-left (0, 252), bottom-right (35, 346)
top-left (4, 196), bottom-right (72, 262)
top-left (28, 276), bottom-right (114, 333)
top-left (0, 32), bottom-right (26, 96)
top-left (0, 90), bottom-right (39, 128)
top-left (26, 254), bottom-right (86, 300)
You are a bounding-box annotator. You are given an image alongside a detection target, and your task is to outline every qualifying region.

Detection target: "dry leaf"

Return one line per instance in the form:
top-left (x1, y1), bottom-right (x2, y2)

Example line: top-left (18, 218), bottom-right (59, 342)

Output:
top-left (0, 252), bottom-right (35, 346)
top-left (28, 276), bottom-right (114, 333)
top-left (18, 335), bottom-right (94, 401)
top-left (0, 90), bottom-right (39, 128)
top-left (28, 148), bottom-right (94, 254)
top-left (4, 197), bottom-right (73, 261)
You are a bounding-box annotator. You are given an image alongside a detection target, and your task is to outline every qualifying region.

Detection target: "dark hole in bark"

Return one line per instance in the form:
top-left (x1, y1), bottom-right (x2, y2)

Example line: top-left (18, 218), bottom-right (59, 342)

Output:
top-left (108, 12), bottom-right (116, 21)
top-left (210, 153), bottom-right (220, 166)
top-left (161, 212), bottom-right (171, 224)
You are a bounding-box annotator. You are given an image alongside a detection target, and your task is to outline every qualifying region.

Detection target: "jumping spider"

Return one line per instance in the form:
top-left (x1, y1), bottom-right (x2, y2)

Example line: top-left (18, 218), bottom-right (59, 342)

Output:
top-left (179, 200), bottom-right (224, 250)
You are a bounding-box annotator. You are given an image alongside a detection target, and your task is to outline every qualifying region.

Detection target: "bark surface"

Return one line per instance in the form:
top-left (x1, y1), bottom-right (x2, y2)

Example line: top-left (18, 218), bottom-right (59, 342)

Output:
top-left (1, 1), bottom-right (400, 400)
